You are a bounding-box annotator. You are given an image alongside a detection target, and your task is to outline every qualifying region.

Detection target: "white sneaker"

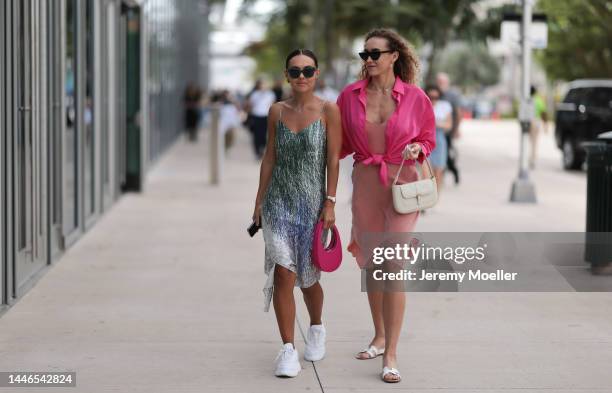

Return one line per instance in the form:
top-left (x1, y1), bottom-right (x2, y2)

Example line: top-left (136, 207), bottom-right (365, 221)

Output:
top-left (304, 324), bottom-right (326, 361)
top-left (274, 343), bottom-right (301, 377)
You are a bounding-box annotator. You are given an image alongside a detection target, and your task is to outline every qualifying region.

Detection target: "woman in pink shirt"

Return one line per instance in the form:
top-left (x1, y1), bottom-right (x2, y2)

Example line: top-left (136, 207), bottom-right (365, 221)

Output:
top-left (336, 28), bottom-right (435, 383)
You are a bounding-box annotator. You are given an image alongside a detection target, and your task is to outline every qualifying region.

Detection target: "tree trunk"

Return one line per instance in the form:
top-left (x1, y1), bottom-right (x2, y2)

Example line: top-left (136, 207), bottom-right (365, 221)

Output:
top-left (425, 26), bottom-right (452, 85)
top-left (425, 39), bottom-right (439, 84)
top-left (323, 0), bottom-right (336, 83)
top-left (308, 0), bottom-right (317, 50)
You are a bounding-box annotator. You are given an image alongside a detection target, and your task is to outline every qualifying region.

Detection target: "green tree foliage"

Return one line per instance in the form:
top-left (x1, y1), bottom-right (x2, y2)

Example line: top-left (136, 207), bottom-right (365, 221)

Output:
top-left (439, 44), bottom-right (500, 93)
top-left (244, 18), bottom-right (292, 77)
top-left (242, 0), bottom-right (496, 82)
top-left (414, 0), bottom-right (483, 83)
top-left (537, 0), bottom-right (612, 81)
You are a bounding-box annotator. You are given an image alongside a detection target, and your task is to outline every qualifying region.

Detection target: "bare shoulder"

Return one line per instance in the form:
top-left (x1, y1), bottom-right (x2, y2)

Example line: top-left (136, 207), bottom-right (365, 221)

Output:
top-left (323, 100), bottom-right (341, 118)
top-left (268, 102), bottom-right (283, 122)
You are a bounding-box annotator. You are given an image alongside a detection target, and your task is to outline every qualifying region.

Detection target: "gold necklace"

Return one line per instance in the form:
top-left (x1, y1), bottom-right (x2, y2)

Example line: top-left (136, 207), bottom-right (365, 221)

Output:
top-left (370, 83), bottom-right (393, 95)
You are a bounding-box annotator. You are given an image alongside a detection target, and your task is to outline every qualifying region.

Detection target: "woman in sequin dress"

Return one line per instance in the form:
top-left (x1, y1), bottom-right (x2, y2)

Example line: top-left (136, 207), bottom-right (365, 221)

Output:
top-left (252, 49), bottom-right (342, 378)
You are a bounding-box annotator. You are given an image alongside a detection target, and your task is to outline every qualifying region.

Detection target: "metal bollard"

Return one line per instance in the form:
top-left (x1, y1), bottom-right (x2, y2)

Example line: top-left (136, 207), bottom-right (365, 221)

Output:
top-left (209, 105), bottom-right (224, 185)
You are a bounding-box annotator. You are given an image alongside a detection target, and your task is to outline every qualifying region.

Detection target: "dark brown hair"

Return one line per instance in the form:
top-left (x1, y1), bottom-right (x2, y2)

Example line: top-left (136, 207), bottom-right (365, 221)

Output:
top-left (424, 84), bottom-right (442, 97)
top-left (359, 28), bottom-right (419, 84)
top-left (285, 49), bottom-right (319, 69)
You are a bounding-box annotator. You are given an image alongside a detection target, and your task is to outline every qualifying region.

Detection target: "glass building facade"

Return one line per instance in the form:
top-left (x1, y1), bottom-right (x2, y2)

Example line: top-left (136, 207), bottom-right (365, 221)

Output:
top-left (1, 0), bottom-right (208, 312)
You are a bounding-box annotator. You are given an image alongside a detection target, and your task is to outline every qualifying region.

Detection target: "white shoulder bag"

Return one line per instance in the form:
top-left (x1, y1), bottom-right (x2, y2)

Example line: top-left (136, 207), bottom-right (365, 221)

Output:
top-left (391, 156), bottom-right (438, 214)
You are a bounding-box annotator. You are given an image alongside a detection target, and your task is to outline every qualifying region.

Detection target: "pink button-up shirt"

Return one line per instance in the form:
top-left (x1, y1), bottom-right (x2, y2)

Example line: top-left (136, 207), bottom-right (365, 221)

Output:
top-left (337, 76), bottom-right (436, 186)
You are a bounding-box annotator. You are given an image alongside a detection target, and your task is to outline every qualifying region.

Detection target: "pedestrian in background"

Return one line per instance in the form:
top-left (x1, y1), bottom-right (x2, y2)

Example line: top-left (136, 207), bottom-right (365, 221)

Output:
top-left (436, 72), bottom-right (461, 184)
top-left (425, 85), bottom-right (452, 191)
top-left (242, 80), bottom-right (259, 134)
top-left (252, 49), bottom-right (342, 378)
top-left (183, 82), bottom-right (202, 142)
top-left (272, 78), bottom-right (285, 102)
top-left (215, 89), bottom-right (241, 150)
top-left (529, 85), bottom-right (549, 169)
top-left (246, 80), bottom-right (276, 159)
top-left (337, 28), bottom-right (435, 384)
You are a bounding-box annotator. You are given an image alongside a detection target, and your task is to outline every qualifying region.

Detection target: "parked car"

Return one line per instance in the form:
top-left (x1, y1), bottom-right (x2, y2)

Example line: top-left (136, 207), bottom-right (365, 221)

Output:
top-left (555, 80), bottom-right (612, 170)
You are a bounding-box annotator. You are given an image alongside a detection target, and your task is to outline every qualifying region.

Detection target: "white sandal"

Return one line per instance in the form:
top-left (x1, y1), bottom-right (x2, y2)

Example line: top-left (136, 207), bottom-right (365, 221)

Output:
top-left (355, 345), bottom-right (384, 360)
top-left (381, 366), bottom-right (401, 383)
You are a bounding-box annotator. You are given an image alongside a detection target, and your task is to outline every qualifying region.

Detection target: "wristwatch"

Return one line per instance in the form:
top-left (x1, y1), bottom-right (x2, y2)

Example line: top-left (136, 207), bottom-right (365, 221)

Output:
top-left (326, 195), bottom-right (336, 203)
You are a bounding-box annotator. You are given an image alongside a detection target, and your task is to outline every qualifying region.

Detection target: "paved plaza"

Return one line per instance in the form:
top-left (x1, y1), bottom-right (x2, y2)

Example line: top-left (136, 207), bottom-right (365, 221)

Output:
top-left (0, 120), bottom-right (611, 392)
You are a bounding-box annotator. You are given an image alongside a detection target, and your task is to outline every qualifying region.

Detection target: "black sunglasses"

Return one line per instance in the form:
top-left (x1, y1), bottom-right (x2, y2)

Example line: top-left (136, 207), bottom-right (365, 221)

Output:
top-left (359, 50), bottom-right (394, 61)
top-left (287, 66), bottom-right (317, 79)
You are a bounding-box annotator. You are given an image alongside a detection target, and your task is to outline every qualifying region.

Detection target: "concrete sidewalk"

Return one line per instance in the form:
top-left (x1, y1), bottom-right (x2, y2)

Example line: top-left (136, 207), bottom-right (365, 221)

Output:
top-left (0, 121), bottom-right (611, 392)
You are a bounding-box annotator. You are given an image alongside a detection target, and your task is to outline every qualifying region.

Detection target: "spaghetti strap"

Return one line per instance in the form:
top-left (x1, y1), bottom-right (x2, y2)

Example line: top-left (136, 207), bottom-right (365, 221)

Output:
top-left (318, 100), bottom-right (327, 127)
top-left (279, 104), bottom-right (283, 122)
top-left (320, 99), bottom-right (327, 115)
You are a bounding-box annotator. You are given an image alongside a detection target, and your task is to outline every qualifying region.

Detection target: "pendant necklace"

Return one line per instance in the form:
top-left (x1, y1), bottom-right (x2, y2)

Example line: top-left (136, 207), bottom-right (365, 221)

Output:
top-left (371, 81), bottom-right (394, 95)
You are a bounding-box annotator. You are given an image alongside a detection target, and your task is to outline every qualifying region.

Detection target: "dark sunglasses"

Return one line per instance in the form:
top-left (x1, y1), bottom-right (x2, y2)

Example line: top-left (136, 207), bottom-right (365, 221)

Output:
top-left (359, 50), bottom-right (394, 61)
top-left (287, 66), bottom-right (317, 79)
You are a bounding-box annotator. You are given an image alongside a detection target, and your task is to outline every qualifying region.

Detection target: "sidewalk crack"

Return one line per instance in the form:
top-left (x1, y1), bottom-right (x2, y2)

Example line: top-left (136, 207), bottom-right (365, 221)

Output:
top-left (296, 314), bottom-right (325, 393)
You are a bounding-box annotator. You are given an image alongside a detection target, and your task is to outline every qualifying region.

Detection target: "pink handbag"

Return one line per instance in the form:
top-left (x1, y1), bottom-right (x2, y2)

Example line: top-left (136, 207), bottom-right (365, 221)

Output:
top-left (312, 221), bottom-right (342, 272)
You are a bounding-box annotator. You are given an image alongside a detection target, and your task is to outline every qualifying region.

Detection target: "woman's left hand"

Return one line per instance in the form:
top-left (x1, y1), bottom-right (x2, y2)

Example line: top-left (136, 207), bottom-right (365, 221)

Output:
top-left (320, 202), bottom-right (335, 230)
top-left (402, 143), bottom-right (422, 160)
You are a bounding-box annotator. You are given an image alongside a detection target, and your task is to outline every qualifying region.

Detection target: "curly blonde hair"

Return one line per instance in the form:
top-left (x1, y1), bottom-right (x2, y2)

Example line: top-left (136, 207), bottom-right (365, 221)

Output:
top-left (359, 28), bottom-right (419, 84)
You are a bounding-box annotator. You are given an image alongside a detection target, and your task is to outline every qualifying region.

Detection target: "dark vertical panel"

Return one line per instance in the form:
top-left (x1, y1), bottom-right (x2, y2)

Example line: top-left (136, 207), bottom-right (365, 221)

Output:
top-left (50, 0), bottom-right (62, 238)
top-left (6, 0), bottom-right (16, 300)
top-left (100, 1), bottom-right (110, 206)
top-left (63, 0), bottom-right (78, 236)
top-left (34, 0), bottom-right (43, 263)
top-left (83, 0), bottom-right (95, 217)
top-left (1, 0), bottom-right (6, 305)
top-left (15, 0), bottom-right (33, 290)
top-left (117, 10), bottom-right (126, 190)
top-left (74, 0), bottom-right (85, 235)
top-left (47, 0), bottom-right (62, 258)
top-left (122, 5), bottom-right (141, 191)
top-left (17, 0), bottom-right (28, 253)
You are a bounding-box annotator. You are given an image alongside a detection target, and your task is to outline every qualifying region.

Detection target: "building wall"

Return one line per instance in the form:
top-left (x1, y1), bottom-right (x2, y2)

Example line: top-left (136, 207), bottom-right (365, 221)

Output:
top-left (0, 0), bottom-right (206, 315)
top-left (144, 0), bottom-right (207, 167)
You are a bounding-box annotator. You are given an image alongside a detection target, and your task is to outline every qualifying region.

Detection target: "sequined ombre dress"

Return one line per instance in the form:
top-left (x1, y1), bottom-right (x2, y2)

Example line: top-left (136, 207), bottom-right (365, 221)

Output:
top-left (261, 105), bottom-right (327, 312)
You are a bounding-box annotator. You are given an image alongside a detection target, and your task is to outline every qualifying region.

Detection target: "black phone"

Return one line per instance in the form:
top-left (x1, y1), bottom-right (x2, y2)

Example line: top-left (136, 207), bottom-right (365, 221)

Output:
top-left (247, 221), bottom-right (261, 237)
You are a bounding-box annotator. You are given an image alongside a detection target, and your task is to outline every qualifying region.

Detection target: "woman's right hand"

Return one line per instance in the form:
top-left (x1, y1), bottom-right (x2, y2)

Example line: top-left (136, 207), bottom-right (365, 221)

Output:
top-left (252, 203), bottom-right (262, 227)
top-left (402, 143), bottom-right (422, 160)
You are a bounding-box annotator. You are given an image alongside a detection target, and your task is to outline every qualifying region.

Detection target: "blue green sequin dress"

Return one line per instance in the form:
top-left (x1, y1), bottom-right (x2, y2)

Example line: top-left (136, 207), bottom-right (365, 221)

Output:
top-left (261, 114), bottom-right (327, 312)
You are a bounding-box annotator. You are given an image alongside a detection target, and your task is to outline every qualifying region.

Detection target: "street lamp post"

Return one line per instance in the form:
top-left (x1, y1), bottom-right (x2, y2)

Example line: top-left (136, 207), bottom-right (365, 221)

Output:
top-left (510, 0), bottom-right (537, 203)
top-left (199, 0), bottom-right (210, 93)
